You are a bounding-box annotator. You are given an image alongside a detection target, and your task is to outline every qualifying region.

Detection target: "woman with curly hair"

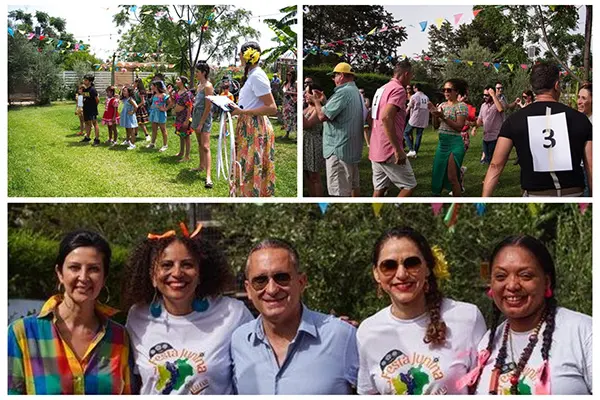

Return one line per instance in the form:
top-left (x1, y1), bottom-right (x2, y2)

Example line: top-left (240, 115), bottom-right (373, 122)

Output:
top-left (428, 78), bottom-right (469, 196)
top-left (229, 41), bottom-right (278, 197)
top-left (357, 227), bottom-right (486, 395)
top-left (463, 235), bottom-right (592, 394)
top-left (122, 225), bottom-right (253, 395)
top-left (8, 230), bottom-right (135, 394)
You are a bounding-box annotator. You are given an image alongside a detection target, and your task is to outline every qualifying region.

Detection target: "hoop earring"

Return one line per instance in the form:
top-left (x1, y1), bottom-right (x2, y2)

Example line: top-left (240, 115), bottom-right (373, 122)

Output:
top-left (100, 285), bottom-right (111, 304)
top-left (150, 288), bottom-right (162, 318)
top-left (57, 282), bottom-right (64, 293)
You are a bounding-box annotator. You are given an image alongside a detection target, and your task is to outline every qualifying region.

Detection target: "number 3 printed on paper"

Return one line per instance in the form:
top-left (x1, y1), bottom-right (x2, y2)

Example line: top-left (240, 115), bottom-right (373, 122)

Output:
top-left (527, 112), bottom-right (572, 172)
top-left (542, 128), bottom-right (556, 148)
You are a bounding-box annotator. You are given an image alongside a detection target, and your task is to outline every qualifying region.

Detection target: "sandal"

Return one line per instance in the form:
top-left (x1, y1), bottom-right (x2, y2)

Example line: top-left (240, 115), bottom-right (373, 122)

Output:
top-left (204, 178), bottom-right (213, 189)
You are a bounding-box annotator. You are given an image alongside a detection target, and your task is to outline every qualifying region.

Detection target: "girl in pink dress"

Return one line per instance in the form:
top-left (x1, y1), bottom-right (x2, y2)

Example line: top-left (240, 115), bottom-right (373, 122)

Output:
top-left (102, 86), bottom-right (120, 145)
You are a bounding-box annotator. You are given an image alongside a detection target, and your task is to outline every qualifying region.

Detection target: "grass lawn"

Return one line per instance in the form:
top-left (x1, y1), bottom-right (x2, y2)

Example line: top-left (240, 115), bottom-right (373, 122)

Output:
top-left (305, 127), bottom-right (522, 197)
top-left (8, 102), bottom-right (297, 197)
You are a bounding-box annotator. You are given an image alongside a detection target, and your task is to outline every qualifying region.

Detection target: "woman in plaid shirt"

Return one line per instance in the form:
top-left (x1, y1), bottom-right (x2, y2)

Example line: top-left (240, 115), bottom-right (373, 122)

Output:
top-left (7, 230), bottom-right (135, 394)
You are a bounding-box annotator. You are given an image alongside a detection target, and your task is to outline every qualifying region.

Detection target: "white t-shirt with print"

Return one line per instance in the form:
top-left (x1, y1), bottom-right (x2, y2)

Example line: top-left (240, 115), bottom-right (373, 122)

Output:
top-left (126, 296), bottom-right (253, 395)
top-left (238, 67), bottom-right (271, 110)
top-left (357, 298), bottom-right (486, 395)
top-left (475, 307), bottom-right (592, 395)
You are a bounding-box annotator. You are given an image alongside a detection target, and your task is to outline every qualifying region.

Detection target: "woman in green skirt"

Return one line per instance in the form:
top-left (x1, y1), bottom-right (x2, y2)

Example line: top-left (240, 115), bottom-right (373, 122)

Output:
top-left (429, 78), bottom-right (468, 196)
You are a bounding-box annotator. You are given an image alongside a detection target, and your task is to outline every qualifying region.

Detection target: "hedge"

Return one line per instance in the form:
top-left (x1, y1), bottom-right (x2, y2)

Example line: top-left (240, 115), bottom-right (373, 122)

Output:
top-left (304, 65), bottom-right (439, 103)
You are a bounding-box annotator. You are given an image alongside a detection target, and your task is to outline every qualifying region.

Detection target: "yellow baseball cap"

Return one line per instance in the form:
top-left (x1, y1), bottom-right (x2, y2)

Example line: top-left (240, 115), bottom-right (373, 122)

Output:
top-left (329, 62), bottom-right (355, 75)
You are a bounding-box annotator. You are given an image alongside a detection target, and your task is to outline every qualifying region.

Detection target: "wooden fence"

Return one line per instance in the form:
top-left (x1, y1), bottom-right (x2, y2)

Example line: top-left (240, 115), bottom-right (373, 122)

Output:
top-left (61, 71), bottom-right (178, 96)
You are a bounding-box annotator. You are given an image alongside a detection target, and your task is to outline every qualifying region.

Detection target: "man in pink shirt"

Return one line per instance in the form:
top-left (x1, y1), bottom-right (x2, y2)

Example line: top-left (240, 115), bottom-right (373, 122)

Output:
top-left (368, 59), bottom-right (417, 197)
top-left (475, 85), bottom-right (506, 164)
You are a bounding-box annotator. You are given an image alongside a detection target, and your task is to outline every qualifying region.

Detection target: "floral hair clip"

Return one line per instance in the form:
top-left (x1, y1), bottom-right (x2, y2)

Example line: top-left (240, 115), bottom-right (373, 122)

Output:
top-left (147, 222), bottom-right (203, 240)
top-left (243, 48), bottom-right (261, 65)
top-left (431, 245), bottom-right (450, 280)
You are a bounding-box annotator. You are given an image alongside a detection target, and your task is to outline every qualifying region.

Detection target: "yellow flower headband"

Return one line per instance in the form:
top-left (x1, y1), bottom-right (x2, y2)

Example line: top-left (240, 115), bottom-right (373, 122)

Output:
top-left (431, 245), bottom-right (450, 281)
top-left (243, 48), bottom-right (261, 65)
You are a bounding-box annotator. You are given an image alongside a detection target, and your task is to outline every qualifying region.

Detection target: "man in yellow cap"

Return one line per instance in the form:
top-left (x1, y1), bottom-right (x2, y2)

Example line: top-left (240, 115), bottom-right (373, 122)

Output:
top-left (309, 62), bottom-right (364, 197)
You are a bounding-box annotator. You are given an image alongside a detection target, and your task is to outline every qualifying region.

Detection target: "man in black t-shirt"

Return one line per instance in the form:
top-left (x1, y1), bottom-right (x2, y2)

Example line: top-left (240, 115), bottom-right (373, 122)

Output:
top-left (482, 62), bottom-right (592, 197)
top-left (80, 74), bottom-right (101, 146)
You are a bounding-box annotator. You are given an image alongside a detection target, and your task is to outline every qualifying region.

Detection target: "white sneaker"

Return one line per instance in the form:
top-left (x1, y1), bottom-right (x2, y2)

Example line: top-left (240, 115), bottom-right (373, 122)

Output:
top-left (407, 150), bottom-right (417, 158)
top-left (109, 140), bottom-right (117, 147)
top-left (127, 143), bottom-right (136, 150)
top-left (121, 139), bottom-right (130, 146)
top-left (145, 135), bottom-right (151, 142)
top-left (146, 143), bottom-right (155, 149)
top-left (159, 145), bottom-right (168, 152)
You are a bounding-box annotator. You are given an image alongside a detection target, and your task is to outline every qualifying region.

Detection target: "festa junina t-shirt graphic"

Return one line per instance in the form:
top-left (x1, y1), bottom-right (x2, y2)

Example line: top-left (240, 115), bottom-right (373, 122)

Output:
top-left (149, 342), bottom-right (209, 394)
top-left (379, 349), bottom-right (446, 395)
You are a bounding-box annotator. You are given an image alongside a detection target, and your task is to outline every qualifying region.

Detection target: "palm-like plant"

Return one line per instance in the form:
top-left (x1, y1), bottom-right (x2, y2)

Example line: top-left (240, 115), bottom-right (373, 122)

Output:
top-left (261, 6), bottom-right (297, 64)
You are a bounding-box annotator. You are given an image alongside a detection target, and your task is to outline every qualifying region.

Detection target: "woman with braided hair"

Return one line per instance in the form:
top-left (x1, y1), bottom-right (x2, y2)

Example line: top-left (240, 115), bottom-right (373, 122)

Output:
top-left (228, 41), bottom-right (277, 197)
top-left (122, 225), bottom-right (252, 394)
top-left (357, 227), bottom-right (486, 394)
top-left (466, 235), bottom-right (592, 394)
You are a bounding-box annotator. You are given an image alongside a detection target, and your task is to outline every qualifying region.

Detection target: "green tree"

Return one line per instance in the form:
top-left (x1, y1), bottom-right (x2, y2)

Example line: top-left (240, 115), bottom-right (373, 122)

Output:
top-left (442, 40), bottom-right (510, 108)
top-left (303, 5), bottom-right (408, 74)
top-left (61, 51), bottom-right (102, 71)
top-left (113, 5), bottom-right (259, 85)
top-left (261, 6), bottom-right (297, 65)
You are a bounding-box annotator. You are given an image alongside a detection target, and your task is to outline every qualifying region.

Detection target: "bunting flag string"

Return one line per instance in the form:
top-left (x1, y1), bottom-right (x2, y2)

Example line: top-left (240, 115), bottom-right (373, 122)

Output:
top-left (306, 8), bottom-right (484, 57)
top-left (475, 203), bottom-right (487, 216)
top-left (318, 203), bottom-right (329, 215)
top-left (431, 203), bottom-right (444, 216)
top-left (443, 203), bottom-right (460, 232)
top-left (372, 203), bottom-right (384, 218)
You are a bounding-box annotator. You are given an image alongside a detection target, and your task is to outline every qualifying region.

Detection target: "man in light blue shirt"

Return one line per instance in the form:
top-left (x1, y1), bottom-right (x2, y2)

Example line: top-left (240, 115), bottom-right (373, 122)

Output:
top-left (231, 238), bottom-right (358, 394)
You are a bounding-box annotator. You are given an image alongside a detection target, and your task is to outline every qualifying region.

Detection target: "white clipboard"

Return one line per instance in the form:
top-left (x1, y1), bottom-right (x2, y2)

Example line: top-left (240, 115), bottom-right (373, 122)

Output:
top-left (207, 95), bottom-right (236, 112)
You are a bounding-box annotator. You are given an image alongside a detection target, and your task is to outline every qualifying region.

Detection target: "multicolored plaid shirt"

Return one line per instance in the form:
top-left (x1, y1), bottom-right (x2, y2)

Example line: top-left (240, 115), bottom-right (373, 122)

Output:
top-left (7, 295), bottom-right (135, 394)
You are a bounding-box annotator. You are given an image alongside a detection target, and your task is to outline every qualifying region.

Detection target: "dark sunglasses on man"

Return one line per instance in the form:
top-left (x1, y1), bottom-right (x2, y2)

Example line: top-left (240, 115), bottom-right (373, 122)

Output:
top-left (250, 272), bottom-right (292, 291)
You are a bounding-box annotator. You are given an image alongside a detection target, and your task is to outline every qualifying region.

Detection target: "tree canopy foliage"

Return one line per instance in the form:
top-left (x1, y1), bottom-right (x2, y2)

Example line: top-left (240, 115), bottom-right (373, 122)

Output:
top-left (303, 5), bottom-right (408, 74)
top-left (112, 5), bottom-right (259, 85)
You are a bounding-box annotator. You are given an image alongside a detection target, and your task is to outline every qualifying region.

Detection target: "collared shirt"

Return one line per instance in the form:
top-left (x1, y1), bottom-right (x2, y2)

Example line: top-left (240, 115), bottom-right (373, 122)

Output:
top-left (231, 304), bottom-right (359, 394)
top-left (7, 295), bottom-right (134, 395)
top-left (322, 81), bottom-right (365, 164)
top-left (370, 78), bottom-right (407, 162)
top-left (479, 100), bottom-right (505, 141)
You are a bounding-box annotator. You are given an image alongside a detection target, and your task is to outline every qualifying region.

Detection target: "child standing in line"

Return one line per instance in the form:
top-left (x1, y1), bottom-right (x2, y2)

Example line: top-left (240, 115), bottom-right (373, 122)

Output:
top-left (170, 76), bottom-right (194, 162)
top-left (80, 74), bottom-right (100, 146)
top-left (75, 85), bottom-right (85, 135)
top-left (102, 86), bottom-right (120, 145)
top-left (133, 78), bottom-right (151, 141)
top-left (119, 85), bottom-right (139, 150)
top-left (147, 80), bottom-right (169, 152)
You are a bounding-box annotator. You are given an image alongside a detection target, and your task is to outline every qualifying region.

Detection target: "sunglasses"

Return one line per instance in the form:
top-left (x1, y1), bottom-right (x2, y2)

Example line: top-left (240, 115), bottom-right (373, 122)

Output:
top-left (304, 81), bottom-right (312, 85)
top-left (250, 272), bottom-right (292, 291)
top-left (377, 256), bottom-right (423, 277)
top-left (442, 88), bottom-right (455, 93)
top-left (496, 87), bottom-right (504, 90)
top-left (483, 94), bottom-right (491, 98)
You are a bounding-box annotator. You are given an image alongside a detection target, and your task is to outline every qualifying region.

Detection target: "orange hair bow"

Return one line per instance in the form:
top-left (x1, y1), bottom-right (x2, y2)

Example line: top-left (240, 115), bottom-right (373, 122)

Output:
top-left (147, 222), bottom-right (202, 240)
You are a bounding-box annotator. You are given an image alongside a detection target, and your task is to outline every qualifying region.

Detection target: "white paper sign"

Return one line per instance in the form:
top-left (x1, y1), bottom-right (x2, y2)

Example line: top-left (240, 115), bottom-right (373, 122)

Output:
top-left (207, 95), bottom-right (235, 112)
top-left (418, 96), bottom-right (429, 109)
top-left (526, 111), bottom-right (572, 172)
top-left (371, 86), bottom-right (386, 119)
